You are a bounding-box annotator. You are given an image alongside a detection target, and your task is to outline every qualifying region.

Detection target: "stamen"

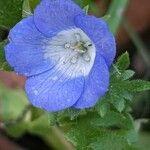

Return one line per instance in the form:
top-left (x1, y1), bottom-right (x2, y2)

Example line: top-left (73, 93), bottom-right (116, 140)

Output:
top-left (74, 41), bottom-right (87, 54)
top-left (84, 41), bottom-right (92, 47)
top-left (74, 33), bottom-right (81, 42)
top-left (83, 54), bottom-right (91, 62)
top-left (70, 56), bottom-right (78, 64)
top-left (44, 28), bottom-right (96, 78)
top-left (64, 43), bottom-right (71, 49)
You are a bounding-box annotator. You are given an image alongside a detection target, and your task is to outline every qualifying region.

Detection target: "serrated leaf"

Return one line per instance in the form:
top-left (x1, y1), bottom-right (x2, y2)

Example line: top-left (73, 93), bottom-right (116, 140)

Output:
top-left (83, 5), bottom-right (89, 14)
top-left (57, 108), bottom-right (86, 122)
top-left (96, 98), bottom-right (110, 117)
top-left (22, 0), bottom-right (40, 18)
top-left (111, 96), bottom-right (125, 112)
top-left (91, 111), bottom-right (133, 129)
top-left (48, 113), bottom-right (58, 126)
top-left (121, 70), bottom-right (135, 80)
top-left (125, 80), bottom-right (150, 92)
top-left (122, 91), bottom-right (133, 101)
top-left (22, 0), bottom-right (32, 18)
top-left (60, 111), bottom-right (137, 150)
top-left (89, 130), bottom-right (131, 150)
top-left (116, 51), bottom-right (130, 70)
top-left (61, 113), bottom-right (103, 149)
top-left (0, 0), bottom-right (23, 28)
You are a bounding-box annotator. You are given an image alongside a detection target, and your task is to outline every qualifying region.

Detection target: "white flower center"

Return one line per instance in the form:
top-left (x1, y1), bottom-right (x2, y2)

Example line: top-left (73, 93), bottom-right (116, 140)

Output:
top-left (44, 28), bottom-right (96, 78)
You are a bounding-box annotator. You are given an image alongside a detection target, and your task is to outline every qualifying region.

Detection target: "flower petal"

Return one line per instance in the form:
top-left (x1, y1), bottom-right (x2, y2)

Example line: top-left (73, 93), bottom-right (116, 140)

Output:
top-left (75, 14), bottom-right (116, 66)
top-left (73, 55), bottom-right (109, 109)
top-left (5, 16), bottom-right (55, 76)
top-left (34, 0), bottom-right (84, 37)
top-left (25, 68), bottom-right (85, 112)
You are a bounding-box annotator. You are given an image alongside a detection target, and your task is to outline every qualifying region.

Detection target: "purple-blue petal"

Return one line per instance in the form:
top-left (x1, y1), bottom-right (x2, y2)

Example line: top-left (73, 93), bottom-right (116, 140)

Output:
top-left (34, 0), bottom-right (84, 37)
top-left (75, 14), bottom-right (116, 66)
top-left (25, 68), bottom-right (84, 112)
top-left (5, 16), bottom-right (55, 76)
top-left (73, 54), bottom-right (109, 109)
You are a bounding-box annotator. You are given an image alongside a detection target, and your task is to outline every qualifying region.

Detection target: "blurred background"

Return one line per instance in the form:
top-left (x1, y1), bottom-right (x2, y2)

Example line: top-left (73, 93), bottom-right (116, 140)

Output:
top-left (0, 0), bottom-right (150, 149)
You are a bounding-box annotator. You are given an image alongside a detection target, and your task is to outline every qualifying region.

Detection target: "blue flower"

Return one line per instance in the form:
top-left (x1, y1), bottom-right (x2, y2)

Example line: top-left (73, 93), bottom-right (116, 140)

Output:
top-left (5, 0), bottom-right (116, 112)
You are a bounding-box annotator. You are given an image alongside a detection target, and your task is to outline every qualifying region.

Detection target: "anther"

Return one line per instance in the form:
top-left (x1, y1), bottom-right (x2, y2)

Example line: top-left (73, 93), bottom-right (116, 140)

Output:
top-left (74, 33), bottom-right (81, 42)
top-left (84, 41), bottom-right (92, 47)
top-left (83, 54), bottom-right (91, 62)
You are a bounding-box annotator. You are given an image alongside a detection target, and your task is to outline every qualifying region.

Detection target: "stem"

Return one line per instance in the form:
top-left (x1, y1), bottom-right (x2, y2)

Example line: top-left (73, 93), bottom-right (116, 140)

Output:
top-left (124, 20), bottom-right (150, 68)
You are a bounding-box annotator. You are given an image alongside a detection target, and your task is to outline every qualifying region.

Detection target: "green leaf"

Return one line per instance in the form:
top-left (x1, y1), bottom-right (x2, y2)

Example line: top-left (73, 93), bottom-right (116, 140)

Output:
top-left (22, 0), bottom-right (40, 18)
top-left (28, 0), bottom-right (40, 11)
top-left (110, 95), bottom-right (125, 112)
top-left (28, 113), bottom-right (50, 135)
top-left (91, 111), bottom-right (134, 129)
top-left (121, 70), bottom-right (135, 80)
top-left (0, 0), bottom-right (23, 28)
top-left (0, 41), bottom-right (6, 68)
top-left (116, 51), bottom-right (130, 70)
top-left (122, 91), bottom-right (133, 101)
top-left (22, 0), bottom-right (32, 18)
top-left (125, 80), bottom-right (150, 92)
top-left (107, 0), bottom-right (129, 34)
top-left (89, 129), bottom-right (134, 150)
top-left (60, 111), bottom-right (137, 150)
top-left (74, 0), bottom-right (91, 8)
top-left (96, 97), bottom-right (110, 117)
top-left (0, 41), bottom-right (12, 71)
top-left (0, 85), bottom-right (29, 121)
top-left (6, 121), bottom-right (28, 138)
top-left (48, 113), bottom-right (58, 126)
top-left (61, 113), bottom-right (101, 149)
top-left (83, 5), bottom-right (89, 14)
top-left (28, 113), bottom-right (71, 150)
top-left (0, 85), bottom-right (30, 138)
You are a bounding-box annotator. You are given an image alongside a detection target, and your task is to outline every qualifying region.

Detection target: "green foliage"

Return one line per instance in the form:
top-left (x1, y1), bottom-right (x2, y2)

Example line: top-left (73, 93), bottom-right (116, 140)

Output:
top-left (74, 0), bottom-right (91, 8)
top-left (89, 129), bottom-right (137, 150)
top-left (115, 51), bottom-right (130, 70)
top-left (107, 0), bottom-right (129, 34)
top-left (0, 85), bottom-right (30, 138)
top-left (6, 121), bottom-right (28, 138)
top-left (22, 0), bottom-right (40, 17)
top-left (57, 111), bottom-right (137, 150)
top-left (0, 41), bottom-right (5, 68)
top-left (0, 0), bottom-right (23, 28)
top-left (83, 5), bottom-right (89, 15)
top-left (0, 41), bottom-right (11, 70)
top-left (0, 85), bottom-right (29, 121)
top-left (1, 50), bottom-right (149, 150)
top-left (55, 52), bottom-right (150, 150)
